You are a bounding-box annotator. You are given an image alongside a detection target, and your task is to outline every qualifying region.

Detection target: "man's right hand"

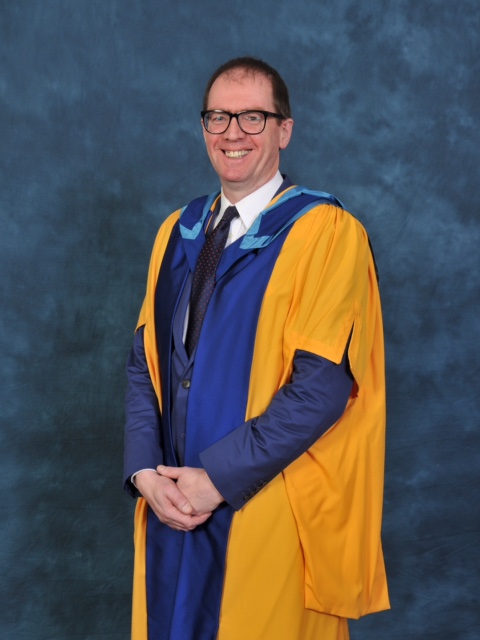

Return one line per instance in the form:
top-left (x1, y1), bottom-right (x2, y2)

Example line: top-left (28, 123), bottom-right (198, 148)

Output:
top-left (135, 470), bottom-right (212, 532)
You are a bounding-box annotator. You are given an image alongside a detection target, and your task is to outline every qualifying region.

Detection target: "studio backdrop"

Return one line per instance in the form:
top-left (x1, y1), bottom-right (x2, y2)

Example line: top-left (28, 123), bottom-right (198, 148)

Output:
top-left (1, 2), bottom-right (478, 639)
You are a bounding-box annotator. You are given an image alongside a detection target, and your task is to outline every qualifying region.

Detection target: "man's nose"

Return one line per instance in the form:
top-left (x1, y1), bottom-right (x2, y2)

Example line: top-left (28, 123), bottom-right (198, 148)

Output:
top-left (224, 116), bottom-right (245, 138)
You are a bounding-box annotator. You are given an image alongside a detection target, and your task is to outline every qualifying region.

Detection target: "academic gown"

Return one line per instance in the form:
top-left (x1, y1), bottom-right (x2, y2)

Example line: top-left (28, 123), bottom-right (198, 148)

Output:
top-left (124, 181), bottom-right (390, 639)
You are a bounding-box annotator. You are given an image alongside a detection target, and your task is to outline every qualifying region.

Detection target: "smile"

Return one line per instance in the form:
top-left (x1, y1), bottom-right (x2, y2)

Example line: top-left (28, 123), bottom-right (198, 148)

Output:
top-left (224, 150), bottom-right (251, 158)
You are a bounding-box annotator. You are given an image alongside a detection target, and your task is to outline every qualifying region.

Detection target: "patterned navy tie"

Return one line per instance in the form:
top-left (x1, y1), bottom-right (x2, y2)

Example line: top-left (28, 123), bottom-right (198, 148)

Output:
top-left (186, 205), bottom-right (239, 357)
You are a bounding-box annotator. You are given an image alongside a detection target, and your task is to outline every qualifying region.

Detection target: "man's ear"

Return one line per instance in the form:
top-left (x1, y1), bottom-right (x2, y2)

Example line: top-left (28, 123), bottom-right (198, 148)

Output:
top-left (279, 118), bottom-right (294, 150)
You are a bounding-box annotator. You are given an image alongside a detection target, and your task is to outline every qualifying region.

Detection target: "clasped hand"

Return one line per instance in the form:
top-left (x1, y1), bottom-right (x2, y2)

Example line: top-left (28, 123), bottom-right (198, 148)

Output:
top-left (135, 465), bottom-right (224, 532)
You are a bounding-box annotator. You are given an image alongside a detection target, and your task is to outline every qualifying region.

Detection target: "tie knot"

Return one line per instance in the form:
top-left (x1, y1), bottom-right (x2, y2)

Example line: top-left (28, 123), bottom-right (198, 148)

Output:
top-left (220, 205), bottom-right (239, 227)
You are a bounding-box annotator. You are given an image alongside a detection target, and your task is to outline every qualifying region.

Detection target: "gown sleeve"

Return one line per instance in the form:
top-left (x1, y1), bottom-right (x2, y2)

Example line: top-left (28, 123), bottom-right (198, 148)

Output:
top-left (200, 347), bottom-right (353, 510)
top-left (124, 325), bottom-right (163, 497)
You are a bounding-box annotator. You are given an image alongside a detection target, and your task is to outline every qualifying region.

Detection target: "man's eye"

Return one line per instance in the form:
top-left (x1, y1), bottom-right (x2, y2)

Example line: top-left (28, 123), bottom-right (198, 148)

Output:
top-left (211, 113), bottom-right (228, 123)
top-left (243, 113), bottom-right (262, 123)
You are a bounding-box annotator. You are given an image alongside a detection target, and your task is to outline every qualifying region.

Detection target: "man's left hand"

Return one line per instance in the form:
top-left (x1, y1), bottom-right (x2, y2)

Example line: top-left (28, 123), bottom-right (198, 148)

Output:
top-left (156, 465), bottom-right (224, 516)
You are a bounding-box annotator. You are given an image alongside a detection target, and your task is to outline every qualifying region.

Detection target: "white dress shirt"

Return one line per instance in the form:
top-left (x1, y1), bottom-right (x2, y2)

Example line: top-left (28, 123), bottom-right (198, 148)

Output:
top-left (216, 171), bottom-right (284, 245)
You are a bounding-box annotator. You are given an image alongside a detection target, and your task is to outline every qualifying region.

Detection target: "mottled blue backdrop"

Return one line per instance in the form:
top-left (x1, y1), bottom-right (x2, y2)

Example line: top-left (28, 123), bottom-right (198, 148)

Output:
top-left (1, 2), bottom-right (478, 639)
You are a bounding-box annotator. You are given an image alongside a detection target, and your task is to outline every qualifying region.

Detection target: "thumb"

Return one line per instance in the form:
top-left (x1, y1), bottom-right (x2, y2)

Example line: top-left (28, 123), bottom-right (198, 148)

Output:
top-left (172, 491), bottom-right (193, 515)
top-left (157, 464), bottom-right (181, 479)
top-left (165, 480), bottom-right (193, 515)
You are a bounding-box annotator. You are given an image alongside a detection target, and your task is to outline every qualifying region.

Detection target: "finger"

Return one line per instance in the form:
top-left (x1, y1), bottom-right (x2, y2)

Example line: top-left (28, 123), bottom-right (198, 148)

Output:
top-left (174, 512), bottom-right (212, 530)
top-left (160, 509), bottom-right (212, 532)
top-left (164, 481), bottom-right (194, 515)
top-left (149, 498), bottom-right (192, 531)
top-left (156, 465), bottom-right (182, 479)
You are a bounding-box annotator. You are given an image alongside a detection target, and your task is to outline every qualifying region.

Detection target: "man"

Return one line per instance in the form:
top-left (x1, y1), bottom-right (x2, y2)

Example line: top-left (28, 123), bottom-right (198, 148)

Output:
top-left (124, 57), bottom-right (389, 640)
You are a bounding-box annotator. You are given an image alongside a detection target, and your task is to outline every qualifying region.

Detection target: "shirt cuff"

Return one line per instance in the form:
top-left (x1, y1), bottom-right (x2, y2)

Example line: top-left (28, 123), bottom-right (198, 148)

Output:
top-left (131, 468), bottom-right (157, 489)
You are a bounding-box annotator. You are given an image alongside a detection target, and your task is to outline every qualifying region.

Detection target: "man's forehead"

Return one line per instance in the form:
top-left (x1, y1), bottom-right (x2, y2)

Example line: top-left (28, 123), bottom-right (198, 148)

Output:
top-left (213, 68), bottom-right (270, 87)
top-left (208, 70), bottom-right (274, 104)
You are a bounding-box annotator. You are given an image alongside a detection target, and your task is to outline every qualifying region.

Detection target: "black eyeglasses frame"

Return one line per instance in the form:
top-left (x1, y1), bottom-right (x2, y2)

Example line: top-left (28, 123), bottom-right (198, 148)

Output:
top-left (201, 109), bottom-right (285, 135)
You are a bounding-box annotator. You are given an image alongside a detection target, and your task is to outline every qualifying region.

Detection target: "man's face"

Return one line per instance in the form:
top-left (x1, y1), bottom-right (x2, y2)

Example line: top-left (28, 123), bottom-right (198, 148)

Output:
top-left (202, 71), bottom-right (293, 203)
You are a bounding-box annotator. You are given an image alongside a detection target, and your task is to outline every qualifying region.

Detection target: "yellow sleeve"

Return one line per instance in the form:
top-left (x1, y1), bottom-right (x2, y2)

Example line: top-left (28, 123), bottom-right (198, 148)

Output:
top-left (283, 205), bottom-right (389, 617)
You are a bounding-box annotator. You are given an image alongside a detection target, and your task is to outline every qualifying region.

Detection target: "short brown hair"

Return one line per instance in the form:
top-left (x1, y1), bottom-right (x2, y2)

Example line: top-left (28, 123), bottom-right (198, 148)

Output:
top-left (202, 57), bottom-right (292, 119)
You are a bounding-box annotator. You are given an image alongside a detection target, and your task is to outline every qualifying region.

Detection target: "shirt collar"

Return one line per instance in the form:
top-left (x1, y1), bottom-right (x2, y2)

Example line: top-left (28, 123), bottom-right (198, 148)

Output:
top-left (219, 171), bottom-right (284, 231)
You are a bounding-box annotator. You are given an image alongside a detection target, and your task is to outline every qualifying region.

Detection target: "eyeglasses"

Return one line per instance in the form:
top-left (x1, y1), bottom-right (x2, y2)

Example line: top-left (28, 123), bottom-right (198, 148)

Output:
top-left (201, 110), bottom-right (285, 135)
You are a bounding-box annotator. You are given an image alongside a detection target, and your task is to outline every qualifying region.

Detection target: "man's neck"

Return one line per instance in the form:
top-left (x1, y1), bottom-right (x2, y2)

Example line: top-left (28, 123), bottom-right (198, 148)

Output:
top-left (221, 170), bottom-right (284, 205)
top-left (212, 171), bottom-right (284, 244)
top-left (221, 172), bottom-right (283, 208)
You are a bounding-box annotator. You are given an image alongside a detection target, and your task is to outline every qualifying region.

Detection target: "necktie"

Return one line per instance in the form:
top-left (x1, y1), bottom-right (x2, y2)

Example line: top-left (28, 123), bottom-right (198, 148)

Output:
top-left (185, 206), bottom-right (239, 357)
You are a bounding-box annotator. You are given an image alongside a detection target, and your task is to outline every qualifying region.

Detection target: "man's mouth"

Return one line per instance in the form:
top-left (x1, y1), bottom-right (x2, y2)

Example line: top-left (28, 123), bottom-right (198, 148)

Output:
top-left (223, 150), bottom-right (250, 158)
